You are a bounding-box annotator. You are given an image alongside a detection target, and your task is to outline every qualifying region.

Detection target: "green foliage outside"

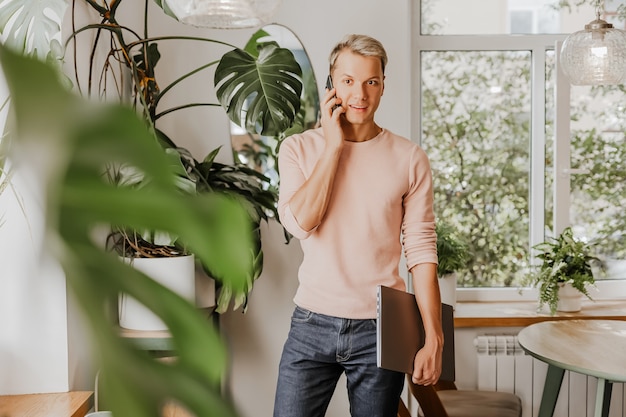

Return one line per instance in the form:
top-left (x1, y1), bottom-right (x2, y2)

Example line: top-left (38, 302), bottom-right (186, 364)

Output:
top-left (422, 51), bottom-right (532, 287)
top-left (565, 85), bottom-right (626, 259)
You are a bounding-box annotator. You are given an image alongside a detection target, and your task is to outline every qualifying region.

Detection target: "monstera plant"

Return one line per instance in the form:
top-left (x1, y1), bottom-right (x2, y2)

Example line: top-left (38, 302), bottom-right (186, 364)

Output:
top-left (1, 0), bottom-right (302, 312)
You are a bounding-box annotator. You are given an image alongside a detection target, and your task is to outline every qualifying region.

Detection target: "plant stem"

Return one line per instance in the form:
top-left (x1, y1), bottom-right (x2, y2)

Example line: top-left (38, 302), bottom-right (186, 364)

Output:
top-left (154, 60), bottom-right (221, 108)
top-left (154, 103), bottom-right (222, 121)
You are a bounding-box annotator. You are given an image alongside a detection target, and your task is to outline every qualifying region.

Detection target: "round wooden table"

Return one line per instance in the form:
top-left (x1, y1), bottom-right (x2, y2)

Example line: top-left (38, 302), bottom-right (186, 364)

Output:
top-left (518, 320), bottom-right (626, 417)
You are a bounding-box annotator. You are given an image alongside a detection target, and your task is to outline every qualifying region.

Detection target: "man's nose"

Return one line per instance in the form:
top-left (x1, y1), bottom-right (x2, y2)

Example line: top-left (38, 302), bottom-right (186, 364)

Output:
top-left (354, 83), bottom-right (367, 100)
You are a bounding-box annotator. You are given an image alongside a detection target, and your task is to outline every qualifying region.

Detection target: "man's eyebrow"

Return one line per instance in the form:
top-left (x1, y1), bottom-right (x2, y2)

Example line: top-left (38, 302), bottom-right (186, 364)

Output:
top-left (337, 73), bottom-right (382, 80)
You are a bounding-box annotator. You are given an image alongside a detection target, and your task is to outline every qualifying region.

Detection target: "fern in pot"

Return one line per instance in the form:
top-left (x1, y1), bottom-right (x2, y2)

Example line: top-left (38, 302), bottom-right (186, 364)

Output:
top-left (436, 221), bottom-right (470, 308)
top-left (526, 227), bottom-right (599, 315)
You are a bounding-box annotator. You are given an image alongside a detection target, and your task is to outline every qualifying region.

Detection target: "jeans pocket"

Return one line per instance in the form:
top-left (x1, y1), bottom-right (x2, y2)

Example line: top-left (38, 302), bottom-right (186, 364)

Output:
top-left (291, 306), bottom-right (313, 323)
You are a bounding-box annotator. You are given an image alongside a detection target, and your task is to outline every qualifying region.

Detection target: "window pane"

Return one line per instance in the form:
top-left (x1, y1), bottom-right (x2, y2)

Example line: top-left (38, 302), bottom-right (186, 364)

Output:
top-left (421, 51), bottom-right (531, 287)
top-left (545, 50), bottom-right (626, 281)
top-left (545, 50), bottom-right (555, 237)
top-left (422, 0), bottom-right (594, 35)
top-left (570, 85), bottom-right (626, 280)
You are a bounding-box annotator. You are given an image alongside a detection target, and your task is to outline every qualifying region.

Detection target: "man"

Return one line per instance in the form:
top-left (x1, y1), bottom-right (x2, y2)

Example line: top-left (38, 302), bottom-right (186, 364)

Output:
top-left (274, 34), bottom-right (443, 417)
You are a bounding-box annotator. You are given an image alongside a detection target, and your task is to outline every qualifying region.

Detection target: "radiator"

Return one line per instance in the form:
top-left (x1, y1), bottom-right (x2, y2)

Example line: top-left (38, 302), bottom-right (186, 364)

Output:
top-left (474, 335), bottom-right (626, 417)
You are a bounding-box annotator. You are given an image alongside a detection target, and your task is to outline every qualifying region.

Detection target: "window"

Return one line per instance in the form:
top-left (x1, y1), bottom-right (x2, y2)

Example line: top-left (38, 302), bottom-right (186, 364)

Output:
top-left (414, 0), bottom-right (626, 299)
top-left (421, 50), bottom-right (532, 288)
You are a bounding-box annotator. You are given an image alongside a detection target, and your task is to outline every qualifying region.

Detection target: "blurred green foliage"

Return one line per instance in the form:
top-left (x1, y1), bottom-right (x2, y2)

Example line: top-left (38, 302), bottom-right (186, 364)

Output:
top-left (0, 44), bottom-right (251, 417)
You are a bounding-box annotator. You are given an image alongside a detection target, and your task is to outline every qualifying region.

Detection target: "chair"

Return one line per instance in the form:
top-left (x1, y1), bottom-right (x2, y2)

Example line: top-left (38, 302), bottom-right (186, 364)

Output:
top-left (397, 306), bottom-right (522, 417)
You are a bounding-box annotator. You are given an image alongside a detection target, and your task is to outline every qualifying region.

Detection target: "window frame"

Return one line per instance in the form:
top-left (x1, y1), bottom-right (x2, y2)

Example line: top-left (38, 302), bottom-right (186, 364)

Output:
top-left (411, 2), bottom-right (626, 301)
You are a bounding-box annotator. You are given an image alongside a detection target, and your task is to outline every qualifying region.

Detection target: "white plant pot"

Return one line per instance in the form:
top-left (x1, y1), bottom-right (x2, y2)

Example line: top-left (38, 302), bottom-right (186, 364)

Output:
top-left (119, 255), bottom-right (195, 331)
top-left (556, 282), bottom-right (582, 313)
top-left (439, 272), bottom-right (457, 309)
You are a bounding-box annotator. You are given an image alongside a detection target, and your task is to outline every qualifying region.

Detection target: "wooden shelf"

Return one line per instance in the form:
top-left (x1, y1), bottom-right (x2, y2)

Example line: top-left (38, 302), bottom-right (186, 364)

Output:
top-left (0, 391), bottom-right (93, 417)
top-left (454, 299), bottom-right (626, 328)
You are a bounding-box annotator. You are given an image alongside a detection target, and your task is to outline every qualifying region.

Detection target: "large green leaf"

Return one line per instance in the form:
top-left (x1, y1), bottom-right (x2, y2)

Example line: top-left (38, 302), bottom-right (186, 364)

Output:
top-left (0, 0), bottom-right (67, 61)
top-left (215, 44), bottom-right (302, 137)
top-left (0, 44), bottom-right (252, 417)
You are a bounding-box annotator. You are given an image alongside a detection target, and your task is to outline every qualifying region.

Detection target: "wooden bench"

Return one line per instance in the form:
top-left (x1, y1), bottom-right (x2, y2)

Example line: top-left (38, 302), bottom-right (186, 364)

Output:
top-left (0, 391), bottom-right (93, 417)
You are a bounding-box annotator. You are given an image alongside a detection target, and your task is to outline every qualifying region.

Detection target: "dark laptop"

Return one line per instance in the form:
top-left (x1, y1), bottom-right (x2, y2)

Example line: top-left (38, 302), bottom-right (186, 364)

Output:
top-left (376, 285), bottom-right (455, 381)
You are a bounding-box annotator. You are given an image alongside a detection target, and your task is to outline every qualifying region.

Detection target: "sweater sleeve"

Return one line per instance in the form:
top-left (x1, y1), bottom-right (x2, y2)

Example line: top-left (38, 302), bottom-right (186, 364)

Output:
top-left (277, 135), bottom-right (318, 240)
top-left (402, 146), bottom-right (438, 271)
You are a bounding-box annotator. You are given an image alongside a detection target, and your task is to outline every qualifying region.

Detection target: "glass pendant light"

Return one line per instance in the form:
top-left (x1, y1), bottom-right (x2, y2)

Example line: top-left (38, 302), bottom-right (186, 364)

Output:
top-left (560, 1), bottom-right (626, 85)
top-left (164, 0), bottom-right (282, 29)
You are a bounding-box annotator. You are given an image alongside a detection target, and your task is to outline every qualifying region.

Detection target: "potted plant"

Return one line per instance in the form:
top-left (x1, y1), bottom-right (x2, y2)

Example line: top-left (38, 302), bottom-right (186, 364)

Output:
top-left (526, 226), bottom-right (599, 315)
top-left (436, 221), bottom-right (470, 308)
top-left (59, 0), bottom-right (303, 314)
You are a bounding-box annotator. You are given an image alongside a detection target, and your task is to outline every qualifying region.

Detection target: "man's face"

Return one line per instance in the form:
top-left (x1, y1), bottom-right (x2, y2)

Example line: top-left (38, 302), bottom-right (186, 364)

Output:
top-left (331, 51), bottom-right (385, 127)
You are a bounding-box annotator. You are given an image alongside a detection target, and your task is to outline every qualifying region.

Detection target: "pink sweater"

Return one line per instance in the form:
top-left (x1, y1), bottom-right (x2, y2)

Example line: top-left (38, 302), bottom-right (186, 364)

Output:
top-left (278, 128), bottom-right (437, 319)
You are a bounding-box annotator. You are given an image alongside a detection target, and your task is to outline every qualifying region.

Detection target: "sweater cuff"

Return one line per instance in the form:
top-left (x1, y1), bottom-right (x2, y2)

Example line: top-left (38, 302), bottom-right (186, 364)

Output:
top-left (281, 204), bottom-right (316, 240)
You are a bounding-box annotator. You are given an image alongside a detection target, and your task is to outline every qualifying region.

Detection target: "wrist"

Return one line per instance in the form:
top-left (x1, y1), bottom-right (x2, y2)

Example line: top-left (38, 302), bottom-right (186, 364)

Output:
top-left (423, 335), bottom-right (444, 352)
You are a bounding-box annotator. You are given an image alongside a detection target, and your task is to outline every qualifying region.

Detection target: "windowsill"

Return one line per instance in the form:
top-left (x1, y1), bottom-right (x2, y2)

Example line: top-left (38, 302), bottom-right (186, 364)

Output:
top-left (454, 299), bottom-right (626, 328)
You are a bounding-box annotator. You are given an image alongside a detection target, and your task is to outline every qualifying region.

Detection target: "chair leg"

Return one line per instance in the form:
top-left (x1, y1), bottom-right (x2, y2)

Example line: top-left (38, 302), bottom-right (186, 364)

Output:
top-left (398, 398), bottom-right (411, 417)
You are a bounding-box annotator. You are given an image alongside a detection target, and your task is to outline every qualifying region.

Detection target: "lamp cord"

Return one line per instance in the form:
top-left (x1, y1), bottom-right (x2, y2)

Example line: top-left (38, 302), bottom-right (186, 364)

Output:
top-left (595, 0), bottom-right (603, 20)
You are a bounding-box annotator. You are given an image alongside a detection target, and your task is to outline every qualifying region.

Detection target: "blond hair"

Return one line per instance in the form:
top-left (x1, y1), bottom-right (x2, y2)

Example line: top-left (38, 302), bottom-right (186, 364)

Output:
top-left (329, 34), bottom-right (388, 75)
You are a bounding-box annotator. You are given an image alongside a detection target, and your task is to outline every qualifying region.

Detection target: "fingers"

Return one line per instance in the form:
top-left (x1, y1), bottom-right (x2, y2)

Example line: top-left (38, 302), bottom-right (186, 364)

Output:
top-left (320, 88), bottom-right (344, 148)
top-left (412, 351), bottom-right (442, 386)
top-left (322, 88), bottom-right (342, 117)
top-left (411, 367), bottom-right (441, 386)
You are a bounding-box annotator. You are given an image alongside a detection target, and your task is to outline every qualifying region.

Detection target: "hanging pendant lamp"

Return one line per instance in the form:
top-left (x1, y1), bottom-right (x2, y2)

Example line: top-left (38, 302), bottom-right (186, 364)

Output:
top-left (164, 0), bottom-right (282, 29)
top-left (560, 1), bottom-right (626, 85)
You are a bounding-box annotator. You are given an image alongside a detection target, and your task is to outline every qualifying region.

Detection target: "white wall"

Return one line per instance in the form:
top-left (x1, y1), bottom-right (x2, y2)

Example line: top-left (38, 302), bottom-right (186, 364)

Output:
top-left (0, 165), bottom-right (71, 394)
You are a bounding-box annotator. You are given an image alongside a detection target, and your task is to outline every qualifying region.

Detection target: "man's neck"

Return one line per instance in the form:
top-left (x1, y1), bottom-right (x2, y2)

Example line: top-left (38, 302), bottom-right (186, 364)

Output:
top-left (341, 121), bottom-right (382, 143)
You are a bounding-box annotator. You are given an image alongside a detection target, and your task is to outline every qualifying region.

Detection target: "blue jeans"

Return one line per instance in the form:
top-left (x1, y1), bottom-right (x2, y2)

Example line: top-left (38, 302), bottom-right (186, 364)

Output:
top-left (273, 306), bottom-right (404, 417)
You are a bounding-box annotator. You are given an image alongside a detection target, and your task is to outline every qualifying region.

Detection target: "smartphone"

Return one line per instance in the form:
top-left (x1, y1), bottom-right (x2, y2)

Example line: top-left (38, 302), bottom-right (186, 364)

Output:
top-left (326, 74), bottom-right (334, 91)
top-left (326, 75), bottom-right (340, 110)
